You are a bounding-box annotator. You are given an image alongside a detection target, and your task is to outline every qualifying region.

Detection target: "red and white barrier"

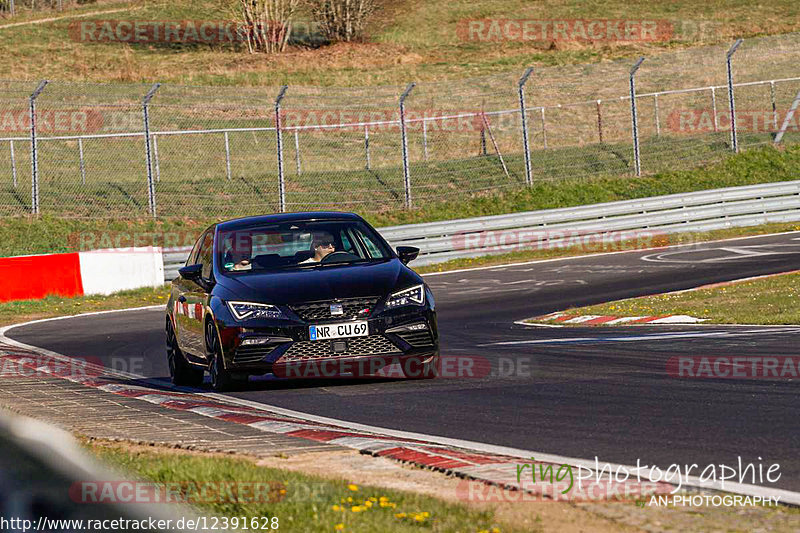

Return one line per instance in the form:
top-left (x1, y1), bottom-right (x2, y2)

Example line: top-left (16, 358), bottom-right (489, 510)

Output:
top-left (0, 248), bottom-right (164, 302)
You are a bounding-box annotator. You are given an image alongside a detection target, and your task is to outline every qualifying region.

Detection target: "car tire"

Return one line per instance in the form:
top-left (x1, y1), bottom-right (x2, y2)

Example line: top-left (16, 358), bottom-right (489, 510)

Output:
top-left (206, 320), bottom-right (245, 392)
top-left (402, 354), bottom-right (439, 380)
top-left (166, 318), bottom-right (204, 387)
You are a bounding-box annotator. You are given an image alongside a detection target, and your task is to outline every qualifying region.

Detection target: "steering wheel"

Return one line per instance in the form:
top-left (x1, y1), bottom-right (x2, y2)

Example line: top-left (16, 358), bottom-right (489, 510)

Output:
top-left (321, 251), bottom-right (359, 264)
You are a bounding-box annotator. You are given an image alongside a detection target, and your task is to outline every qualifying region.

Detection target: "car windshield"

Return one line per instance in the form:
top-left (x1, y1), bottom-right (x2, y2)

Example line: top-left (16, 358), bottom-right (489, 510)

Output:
top-left (217, 220), bottom-right (392, 273)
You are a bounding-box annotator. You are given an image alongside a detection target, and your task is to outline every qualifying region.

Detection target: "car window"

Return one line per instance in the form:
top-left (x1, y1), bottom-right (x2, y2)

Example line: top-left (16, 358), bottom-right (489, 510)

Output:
top-left (340, 231), bottom-right (356, 255)
top-left (187, 234), bottom-right (203, 266)
top-left (218, 220), bottom-right (391, 273)
top-left (359, 232), bottom-right (383, 259)
top-left (197, 231), bottom-right (214, 280)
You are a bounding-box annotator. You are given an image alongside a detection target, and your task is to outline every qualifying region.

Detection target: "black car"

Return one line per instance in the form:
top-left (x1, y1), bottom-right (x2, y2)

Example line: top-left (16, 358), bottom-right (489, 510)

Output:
top-left (166, 212), bottom-right (439, 391)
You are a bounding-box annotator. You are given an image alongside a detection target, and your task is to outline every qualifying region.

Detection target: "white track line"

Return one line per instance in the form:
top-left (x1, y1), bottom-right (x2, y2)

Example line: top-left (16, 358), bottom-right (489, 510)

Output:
top-left (420, 230), bottom-right (800, 278)
top-left (2, 307), bottom-right (799, 506)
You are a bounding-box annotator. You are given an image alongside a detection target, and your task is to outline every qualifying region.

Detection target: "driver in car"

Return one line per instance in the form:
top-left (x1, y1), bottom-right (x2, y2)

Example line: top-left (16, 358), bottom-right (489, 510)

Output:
top-left (300, 232), bottom-right (336, 263)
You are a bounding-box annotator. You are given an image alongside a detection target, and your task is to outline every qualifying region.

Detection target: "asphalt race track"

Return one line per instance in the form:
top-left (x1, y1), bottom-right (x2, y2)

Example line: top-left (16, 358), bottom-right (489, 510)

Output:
top-left (8, 232), bottom-right (800, 491)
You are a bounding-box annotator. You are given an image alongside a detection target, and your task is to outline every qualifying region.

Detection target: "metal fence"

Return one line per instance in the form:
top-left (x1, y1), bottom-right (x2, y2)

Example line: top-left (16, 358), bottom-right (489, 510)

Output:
top-left (1, 32), bottom-right (800, 219)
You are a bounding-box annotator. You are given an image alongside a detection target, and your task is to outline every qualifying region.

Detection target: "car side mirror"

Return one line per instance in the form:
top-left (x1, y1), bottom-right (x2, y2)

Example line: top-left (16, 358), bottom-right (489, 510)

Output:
top-left (396, 246), bottom-right (420, 265)
top-left (178, 263), bottom-right (203, 281)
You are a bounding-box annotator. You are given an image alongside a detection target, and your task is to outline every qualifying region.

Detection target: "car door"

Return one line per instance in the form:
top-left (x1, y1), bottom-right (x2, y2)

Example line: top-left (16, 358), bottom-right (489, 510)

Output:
top-left (173, 233), bottom-right (202, 353)
top-left (177, 229), bottom-right (214, 358)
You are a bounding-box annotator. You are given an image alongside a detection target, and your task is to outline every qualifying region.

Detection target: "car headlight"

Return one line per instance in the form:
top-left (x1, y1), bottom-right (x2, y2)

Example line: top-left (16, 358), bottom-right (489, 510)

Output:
top-left (226, 301), bottom-right (286, 321)
top-left (385, 284), bottom-right (425, 309)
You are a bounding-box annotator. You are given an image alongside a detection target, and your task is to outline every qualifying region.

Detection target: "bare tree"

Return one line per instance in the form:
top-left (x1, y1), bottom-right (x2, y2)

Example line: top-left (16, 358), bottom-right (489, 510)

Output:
top-left (239, 0), bottom-right (301, 53)
top-left (307, 0), bottom-right (375, 42)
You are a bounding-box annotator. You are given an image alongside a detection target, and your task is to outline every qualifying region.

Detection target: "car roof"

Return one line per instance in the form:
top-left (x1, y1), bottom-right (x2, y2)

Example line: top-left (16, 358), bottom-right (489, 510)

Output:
top-left (216, 211), bottom-right (364, 232)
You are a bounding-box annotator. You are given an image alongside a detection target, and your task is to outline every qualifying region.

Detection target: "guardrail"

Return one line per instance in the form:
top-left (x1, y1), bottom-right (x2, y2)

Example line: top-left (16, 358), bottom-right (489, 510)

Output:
top-left (163, 179), bottom-right (800, 280)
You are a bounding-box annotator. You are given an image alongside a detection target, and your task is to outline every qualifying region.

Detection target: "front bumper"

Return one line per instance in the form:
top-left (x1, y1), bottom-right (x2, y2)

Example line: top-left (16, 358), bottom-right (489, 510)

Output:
top-left (217, 305), bottom-right (438, 377)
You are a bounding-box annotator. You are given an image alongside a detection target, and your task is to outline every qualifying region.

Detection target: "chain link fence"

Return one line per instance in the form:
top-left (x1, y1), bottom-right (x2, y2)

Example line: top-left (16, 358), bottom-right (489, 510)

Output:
top-left (1, 32), bottom-right (799, 218)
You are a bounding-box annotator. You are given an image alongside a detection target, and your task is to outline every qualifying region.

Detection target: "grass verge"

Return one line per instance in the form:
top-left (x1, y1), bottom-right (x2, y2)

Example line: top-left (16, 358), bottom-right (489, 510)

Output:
top-left (85, 440), bottom-right (512, 533)
top-left (0, 285), bottom-right (167, 327)
top-left (554, 271), bottom-right (800, 325)
top-left (4, 0), bottom-right (800, 86)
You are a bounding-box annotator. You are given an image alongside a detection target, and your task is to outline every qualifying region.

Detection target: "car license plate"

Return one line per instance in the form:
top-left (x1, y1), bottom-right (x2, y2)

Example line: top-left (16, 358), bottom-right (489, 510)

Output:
top-left (309, 321), bottom-right (368, 341)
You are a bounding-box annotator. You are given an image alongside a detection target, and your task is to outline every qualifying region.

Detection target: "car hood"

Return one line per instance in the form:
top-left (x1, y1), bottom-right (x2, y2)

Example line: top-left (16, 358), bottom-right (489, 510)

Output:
top-left (221, 259), bottom-right (420, 305)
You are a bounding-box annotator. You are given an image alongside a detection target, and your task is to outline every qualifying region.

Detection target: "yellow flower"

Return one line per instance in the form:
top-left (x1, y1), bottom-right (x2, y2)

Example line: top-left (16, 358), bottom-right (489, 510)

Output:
top-left (414, 515), bottom-right (425, 522)
top-left (379, 496), bottom-right (389, 502)
top-left (492, 528), bottom-right (501, 533)
top-left (346, 497), bottom-right (353, 503)
top-left (331, 505), bottom-right (340, 511)
top-left (364, 501), bottom-right (373, 508)
top-left (422, 512), bottom-right (430, 518)
top-left (347, 484), bottom-right (359, 492)
top-left (368, 497), bottom-right (378, 502)
top-left (334, 524), bottom-right (344, 531)
top-left (395, 513), bottom-right (406, 518)
top-left (351, 506), bottom-right (363, 513)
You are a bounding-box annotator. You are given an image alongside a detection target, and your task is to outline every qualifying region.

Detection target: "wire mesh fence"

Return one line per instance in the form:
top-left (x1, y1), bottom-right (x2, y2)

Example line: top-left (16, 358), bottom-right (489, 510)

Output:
top-left (1, 31), bottom-right (799, 218)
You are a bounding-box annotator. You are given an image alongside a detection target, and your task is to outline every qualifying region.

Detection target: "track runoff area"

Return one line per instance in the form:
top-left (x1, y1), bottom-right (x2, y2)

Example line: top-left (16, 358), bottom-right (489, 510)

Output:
top-left (5, 231), bottom-right (800, 509)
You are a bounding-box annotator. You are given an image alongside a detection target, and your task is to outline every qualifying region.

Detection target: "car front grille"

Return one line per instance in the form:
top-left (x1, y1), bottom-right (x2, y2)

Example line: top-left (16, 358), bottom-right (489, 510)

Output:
top-left (282, 335), bottom-right (401, 361)
top-left (290, 297), bottom-right (380, 322)
top-left (395, 330), bottom-right (434, 347)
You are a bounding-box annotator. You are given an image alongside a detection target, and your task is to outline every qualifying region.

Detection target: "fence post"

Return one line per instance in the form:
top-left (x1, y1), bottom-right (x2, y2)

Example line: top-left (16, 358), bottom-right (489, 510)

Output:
top-left (274, 85), bottom-right (288, 213)
top-left (540, 107), bottom-right (548, 149)
top-left (29, 80), bottom-right (48, 215)
top-left (78, 138), bottom-right (86, 185)
top-left (422, 119), bottom-right (429, 161)
top-left (293, 130), bottom-right (301, 175)
top-left (629, 57), bottom-right (645, 177)
top-left (152, 134), bottom-right (160, 182)
top-left (399, 82), bottom-right (416, 209)
top-left (142, 83), bottom-right (161, 217)
top-left (10, 141), bottom-right (16, 188)
top-left (596, 100), bottom-right (603, 143)
top-left (654, 93), bottom-right (660, 137)
top-left (517, 66), bottom-right (533, 186)
top-left (364, 125), bottom-right (371, 170)
top-left (770, 81), bottom-right (777, 131)
top-left (223, 131), bottom-right (231, 180)
top-left (9, 0), bottom-right (14, 16)
top-left (726, 39), bottom-right (743, 152)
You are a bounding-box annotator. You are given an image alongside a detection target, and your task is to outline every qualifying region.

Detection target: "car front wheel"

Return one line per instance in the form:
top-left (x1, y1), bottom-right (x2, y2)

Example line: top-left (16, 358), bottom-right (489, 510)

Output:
top-left (166, 318), bottom-right (204, 387)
